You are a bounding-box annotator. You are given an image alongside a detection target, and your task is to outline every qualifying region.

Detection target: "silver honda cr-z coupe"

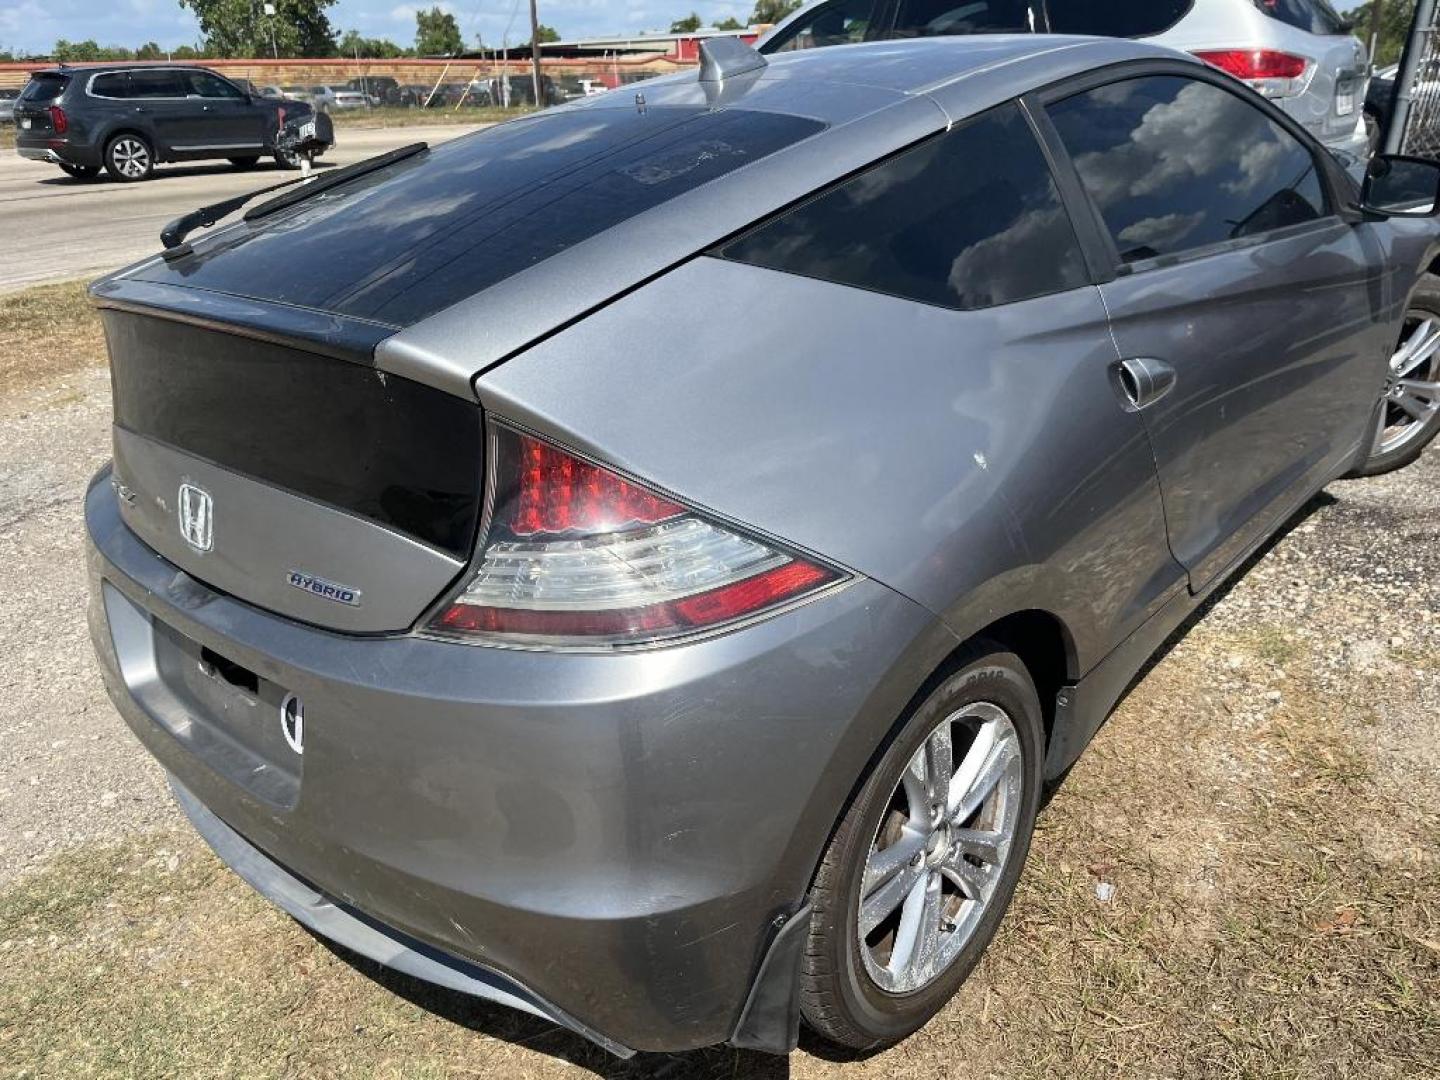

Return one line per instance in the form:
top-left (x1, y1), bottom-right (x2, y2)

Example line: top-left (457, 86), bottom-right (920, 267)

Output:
top-left (85, 35), bottom-right (1440, 1058)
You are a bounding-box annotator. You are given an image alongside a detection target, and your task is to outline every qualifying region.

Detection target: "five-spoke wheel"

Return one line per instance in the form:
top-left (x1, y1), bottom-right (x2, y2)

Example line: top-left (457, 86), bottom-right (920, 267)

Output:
top-left (1352, 278), bottom-right (1440, 477)
top-left (798, 644), bottom-right (1043, 1049)
top-left (858, 702), bottom-right (1022, 993)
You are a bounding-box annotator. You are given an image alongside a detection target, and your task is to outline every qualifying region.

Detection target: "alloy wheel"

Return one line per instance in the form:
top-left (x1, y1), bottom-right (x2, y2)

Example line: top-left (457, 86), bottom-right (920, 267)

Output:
top-left (110, 137), bottom-right (150, 179)
top-left (857, 702), bottom-right (1023, 994)
top-left (1376, 311), bottom-right (1440, 457)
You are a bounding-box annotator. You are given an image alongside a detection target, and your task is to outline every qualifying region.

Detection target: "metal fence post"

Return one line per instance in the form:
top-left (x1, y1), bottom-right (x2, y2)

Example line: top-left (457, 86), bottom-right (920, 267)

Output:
top-left (1388, 0), bottom-right (1440, 154)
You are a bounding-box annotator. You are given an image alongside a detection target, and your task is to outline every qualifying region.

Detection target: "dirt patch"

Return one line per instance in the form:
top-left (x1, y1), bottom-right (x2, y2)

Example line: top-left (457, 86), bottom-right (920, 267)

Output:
top-left (0, 280), bottom-right (106, 418)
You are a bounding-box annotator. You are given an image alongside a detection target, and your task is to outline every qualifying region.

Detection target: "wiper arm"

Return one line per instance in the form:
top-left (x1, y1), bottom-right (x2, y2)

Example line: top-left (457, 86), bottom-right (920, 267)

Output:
top-left (158, 142), bottom-right (428, 257)
top-left (244, 141), bottom-right (428, 222)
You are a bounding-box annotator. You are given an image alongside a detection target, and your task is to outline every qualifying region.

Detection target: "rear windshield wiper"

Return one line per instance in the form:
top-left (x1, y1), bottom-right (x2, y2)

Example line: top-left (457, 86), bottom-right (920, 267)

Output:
top-left (159, 142), bottom-right (428, 257)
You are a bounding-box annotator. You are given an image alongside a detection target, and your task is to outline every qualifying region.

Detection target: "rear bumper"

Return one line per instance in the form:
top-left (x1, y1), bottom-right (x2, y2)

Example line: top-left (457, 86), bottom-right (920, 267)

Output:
top-left (15, 135), bottom-right (100, 167)
top-left (85, 465), bottom-right (947, 1053)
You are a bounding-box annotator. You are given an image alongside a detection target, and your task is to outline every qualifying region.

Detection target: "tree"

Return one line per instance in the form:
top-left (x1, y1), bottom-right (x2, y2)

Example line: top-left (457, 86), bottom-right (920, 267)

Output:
top-left (53, 39), bottom-right (136, 61)
top-left (749, 0), bottom-right (801, 25)
top-left (1343, 2), bottom-right (1415, 66)
top-left (338, 28), bottom-right (409, 57)
top-left (171, 44), bottom-right (207, 59)
top-left (714, 16), bottom-right (745, 30)
top-left (514, 24), bottom-right (559, 49)
top-left (134, 41), bottom-right (165, 59)
top-left (414, 6), bottom-right (463, 55)
top-left (670, 12), bottom-right (702, 32)
top-left (176, 0), bottom-right (338, 58)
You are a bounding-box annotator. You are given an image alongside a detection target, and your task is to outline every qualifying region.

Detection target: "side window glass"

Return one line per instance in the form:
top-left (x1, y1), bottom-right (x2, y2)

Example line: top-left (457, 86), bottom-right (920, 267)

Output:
top-left (186, 71), bottom-right (244, 99)
top-left (1047, 75), bottom-right (1327, 263)
top-left (91, 73), bottom-right (131, 98)
top-left (719, 102), bottom-right (1090, 310)
top-left (888, 0), bottom-right (1034, 37)
top-left (768, 0), bottom-right (882, 51)
top-left (130, 70), bottom-right (184, 98)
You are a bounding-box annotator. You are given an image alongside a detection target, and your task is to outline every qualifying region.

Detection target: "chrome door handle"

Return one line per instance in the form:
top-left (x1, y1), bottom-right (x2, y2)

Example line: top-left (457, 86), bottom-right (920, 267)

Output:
top-left (1115, 357), bottom-right (1177, 411)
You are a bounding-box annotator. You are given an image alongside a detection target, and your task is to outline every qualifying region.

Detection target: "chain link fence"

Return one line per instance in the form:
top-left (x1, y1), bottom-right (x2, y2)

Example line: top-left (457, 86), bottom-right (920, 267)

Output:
top-left (1390, 0), bottom-right (1440, 156)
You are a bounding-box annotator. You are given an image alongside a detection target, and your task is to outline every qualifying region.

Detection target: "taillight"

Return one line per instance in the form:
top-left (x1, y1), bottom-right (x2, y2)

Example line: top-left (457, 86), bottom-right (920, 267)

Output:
top-left (47, 105), bottom-right (68, 134)
top-left (429, 424), bottom-right (845, 647)
top-left (1192, 49), bottom-right (1313, 99)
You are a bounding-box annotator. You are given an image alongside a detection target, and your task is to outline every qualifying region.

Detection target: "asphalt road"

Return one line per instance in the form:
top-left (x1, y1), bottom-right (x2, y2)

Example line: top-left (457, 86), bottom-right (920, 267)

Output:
top-left (0, 124), bottom-right (484, 293)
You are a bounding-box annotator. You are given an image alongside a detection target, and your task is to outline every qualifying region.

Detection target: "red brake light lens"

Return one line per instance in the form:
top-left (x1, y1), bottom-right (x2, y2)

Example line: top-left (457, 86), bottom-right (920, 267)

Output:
top-left (1193, 50), bottom-right (1311, 96)
top-left (47, 105), bottom-right (68, 134)
top-left (430, 426), bottom-right (845, 647)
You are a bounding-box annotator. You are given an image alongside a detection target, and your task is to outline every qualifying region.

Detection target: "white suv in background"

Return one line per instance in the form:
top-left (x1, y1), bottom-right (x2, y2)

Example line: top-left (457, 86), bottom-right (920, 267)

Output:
top-left (759, 0), bottom-right (1370, 156)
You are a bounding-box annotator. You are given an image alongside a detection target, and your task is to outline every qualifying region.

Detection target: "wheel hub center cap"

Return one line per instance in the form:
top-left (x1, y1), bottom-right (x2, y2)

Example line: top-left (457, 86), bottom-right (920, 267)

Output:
top-left (924, 825), bottom-right (950, 868)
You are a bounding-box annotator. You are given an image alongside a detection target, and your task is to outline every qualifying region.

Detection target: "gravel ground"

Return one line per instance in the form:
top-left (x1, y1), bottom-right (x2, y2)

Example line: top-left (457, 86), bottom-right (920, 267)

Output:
top-left (0, 369), bottom-right (175, 885)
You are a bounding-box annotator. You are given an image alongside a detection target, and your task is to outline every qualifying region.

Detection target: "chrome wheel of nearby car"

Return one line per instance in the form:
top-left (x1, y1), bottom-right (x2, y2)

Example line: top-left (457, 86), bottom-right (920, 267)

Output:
top-left (858, 703), bottom-right (1023, 994)
top-left (1378, 310), bottom-right (1440, 456)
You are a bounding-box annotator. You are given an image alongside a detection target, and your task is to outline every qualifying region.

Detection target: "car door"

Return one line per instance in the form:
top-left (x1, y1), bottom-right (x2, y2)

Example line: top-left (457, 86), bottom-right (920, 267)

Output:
top-left (1036, 67), bottom-right (1390, 592)
top-left (176, 70), bottom-right (265, 155)
top-left (121, 69), bottom-right (194, 154)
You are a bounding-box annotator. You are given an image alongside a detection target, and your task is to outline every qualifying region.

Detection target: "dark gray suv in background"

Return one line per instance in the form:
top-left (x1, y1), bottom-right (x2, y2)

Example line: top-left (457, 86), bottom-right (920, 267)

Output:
top-left (14, 64), bottom-right (320, 181)
top-left (85, 36), bottom-right (1440, 1059)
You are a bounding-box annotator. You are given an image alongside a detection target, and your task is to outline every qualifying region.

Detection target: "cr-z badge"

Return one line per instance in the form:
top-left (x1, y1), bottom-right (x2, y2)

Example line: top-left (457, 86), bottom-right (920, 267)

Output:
top-left (287, 570), bottom-right (362, 607)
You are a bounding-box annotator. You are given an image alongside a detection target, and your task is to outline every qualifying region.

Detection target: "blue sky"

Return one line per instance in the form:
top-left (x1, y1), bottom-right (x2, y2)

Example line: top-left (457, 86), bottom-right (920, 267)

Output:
top-left (0, 0), bottom-right (763, 56)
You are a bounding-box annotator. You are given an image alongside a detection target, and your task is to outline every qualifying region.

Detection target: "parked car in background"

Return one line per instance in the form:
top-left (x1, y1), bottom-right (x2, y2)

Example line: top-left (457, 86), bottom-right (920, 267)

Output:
top-left (84, 36), bottom-right (1440, 1058)
top-left (759, 0), bottom-right (1371, 155)
top-left (309, 85), bottom-right (369, 111)
top-left (279, 84), bottom-right (311, 101)
top-left (347, 76), bottom-right (400, 106)
top-left (0, 88), bottom-right (17, 124)
top-left (13, 65), bottom-right (327, 181)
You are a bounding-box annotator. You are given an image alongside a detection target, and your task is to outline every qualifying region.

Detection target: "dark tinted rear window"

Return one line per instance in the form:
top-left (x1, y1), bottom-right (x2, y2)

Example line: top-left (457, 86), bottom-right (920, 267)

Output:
top-left (90, 72), bottom-right (132, 98)
top-left (1044, 0), bottom-right (1192, 37)
top-left (20, 74), bottom-right (69, 102)
top-left (717, 102), bottom-right (1087, 310)
top-left (1252, 0), bottom-right (1348, 35)
top-left (138, 107), bottom-right (824, 326)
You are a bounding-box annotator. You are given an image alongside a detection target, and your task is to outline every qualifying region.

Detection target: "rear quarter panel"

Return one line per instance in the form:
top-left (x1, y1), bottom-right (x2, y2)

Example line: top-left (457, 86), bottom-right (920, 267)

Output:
top-left (476, 257), bottom-right (1186, 675)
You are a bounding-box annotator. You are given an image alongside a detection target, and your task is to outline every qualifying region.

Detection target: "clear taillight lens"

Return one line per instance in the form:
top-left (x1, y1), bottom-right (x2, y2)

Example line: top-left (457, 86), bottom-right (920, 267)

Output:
top-left (1193, 49), bottom-right (1313, 99)
top-left (429, 425), bottom-right (844, 647)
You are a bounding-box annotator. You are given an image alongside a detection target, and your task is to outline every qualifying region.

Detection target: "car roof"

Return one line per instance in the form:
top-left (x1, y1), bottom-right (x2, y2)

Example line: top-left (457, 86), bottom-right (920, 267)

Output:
top-left (114, 36), bottom-right (1197, 394)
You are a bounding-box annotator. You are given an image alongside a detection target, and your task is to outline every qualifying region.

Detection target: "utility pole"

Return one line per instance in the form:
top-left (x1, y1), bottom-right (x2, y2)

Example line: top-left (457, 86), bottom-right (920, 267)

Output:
top-left (1367, 0), bottom-right (1386, 67)
top-left (529, 0), bottom-right (542, 108)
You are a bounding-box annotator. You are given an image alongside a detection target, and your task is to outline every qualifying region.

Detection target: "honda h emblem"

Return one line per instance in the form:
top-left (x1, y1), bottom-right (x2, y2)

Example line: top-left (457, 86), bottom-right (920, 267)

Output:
top-left (177, 483), bottom-right (213, 552)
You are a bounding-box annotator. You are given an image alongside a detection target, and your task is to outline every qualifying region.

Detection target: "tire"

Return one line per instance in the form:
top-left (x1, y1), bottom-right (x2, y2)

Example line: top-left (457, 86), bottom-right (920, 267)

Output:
top-left (228, 155), bottom-right (260, 169)
top-left (1364, 110), bottom-right (1381, 158)
top-left (58, 163), bottom-right (100, 180)
top-left (1346, 273), bottom-right (1440, 478)
top-left (103, 133), bottom-right (153, 182)
top-left (799, 643), bottom-right (1044, 1049)
top-left (273, 149), bottom-right (302, 170)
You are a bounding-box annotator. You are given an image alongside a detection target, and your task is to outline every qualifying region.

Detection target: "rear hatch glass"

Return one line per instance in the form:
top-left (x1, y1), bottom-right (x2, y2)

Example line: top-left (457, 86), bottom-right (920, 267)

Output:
top-left (1251, 0), bottom-right (1350, 35)
top-left (19, 73), bottom-right (69, 102)
top-left (131, 106), bottom-right (825, 327)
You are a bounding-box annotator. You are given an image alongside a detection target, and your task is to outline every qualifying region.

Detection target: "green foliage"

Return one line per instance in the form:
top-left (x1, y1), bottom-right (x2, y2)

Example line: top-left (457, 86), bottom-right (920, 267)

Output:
top-left (670, 12), bottom-right (703, 32)
top-left (176, 0), bottom-right (338, 58)
top-left (714, 16), bottom-right (745, 30)
top-left (414, 6), bottom-right (462, 55)
top-left (134, 41), bottom-right (166, 60)
top-left (515, 24), bottom-right (560, 49)
top-left (337, 28), bottom-right (410, 57)
top-left (749, 0), bottom-right (801, 25)
top-left (1344, 1), bottom-right (1416, 66)
top-left (53, 40), bottom-right (123, 61)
